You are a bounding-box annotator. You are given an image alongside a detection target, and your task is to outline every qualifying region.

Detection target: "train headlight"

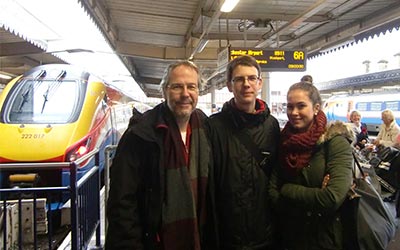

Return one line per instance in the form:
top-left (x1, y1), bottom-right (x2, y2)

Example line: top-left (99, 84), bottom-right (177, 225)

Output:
top-left (66, 137), bottom-right (92, 162)
top-left (77, 145), bottom-right (88, 155)
top-left (69, 145), bottom-right (89, 161)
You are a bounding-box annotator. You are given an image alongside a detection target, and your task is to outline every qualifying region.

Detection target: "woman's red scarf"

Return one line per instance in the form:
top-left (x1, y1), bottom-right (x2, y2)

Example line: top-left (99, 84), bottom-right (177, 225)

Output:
top-left (280, 110), bottom-right (327, 177)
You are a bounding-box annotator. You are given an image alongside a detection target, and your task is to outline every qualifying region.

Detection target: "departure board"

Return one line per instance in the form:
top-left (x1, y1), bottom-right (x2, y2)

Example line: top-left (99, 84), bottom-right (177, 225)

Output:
top-left (229, 48), bottom-right (307, 71)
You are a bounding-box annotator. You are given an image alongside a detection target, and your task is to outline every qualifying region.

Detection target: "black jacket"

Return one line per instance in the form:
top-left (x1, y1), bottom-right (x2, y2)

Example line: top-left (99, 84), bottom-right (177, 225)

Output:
top-left (105, 103), bottom-right (216, 249)
top-left (354, 122), bottom-right (369, 149)
top-left (207, 99), bottom-right (281, 249)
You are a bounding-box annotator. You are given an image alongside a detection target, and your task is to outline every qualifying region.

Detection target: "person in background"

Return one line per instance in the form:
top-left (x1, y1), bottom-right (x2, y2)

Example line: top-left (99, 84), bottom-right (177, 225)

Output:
top-left (207, 55), bottom-right (281, 249)
top-left (105, 60), bottom-right (216, 250)
top-left (375, 109), bottom-right (400, 204)
top-left (300, 74), bottom-right (313, 84)
top-left (269, 81), bottom-right (354, 250)
top-left (349, 110), bottom-right (369, 150)
top-left (374, 109), bottom-right (400, 148)
top-left (396, 133), bottom-right (400, 149)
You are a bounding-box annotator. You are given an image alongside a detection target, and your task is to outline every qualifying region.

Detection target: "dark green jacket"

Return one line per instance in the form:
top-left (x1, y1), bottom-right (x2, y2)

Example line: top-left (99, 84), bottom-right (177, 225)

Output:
top-left (269, 121), bottom-right (354, 250)
top-left (207, 99), bottom-right (281, 249)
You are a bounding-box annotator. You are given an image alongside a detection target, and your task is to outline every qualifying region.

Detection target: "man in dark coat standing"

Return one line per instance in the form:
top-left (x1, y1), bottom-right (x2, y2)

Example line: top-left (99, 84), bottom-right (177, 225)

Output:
top-left (207, 55), bottom-right (281, 249)
top-left (105, 61), bottom-right (215, 250)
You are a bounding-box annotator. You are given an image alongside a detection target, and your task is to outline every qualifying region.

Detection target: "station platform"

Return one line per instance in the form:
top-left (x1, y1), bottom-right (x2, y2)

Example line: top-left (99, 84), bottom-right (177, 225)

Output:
top-left (55, 190), bottom-right (400, 250)
top-left (54, 183), bottom-right (400, 250)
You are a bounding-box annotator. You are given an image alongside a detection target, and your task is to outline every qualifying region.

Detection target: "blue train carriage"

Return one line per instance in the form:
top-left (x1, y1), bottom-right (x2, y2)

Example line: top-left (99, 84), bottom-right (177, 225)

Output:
top-left (323, 91), bottom-right (400, 134)
top-left (0, 64), bottom-right (139, 194)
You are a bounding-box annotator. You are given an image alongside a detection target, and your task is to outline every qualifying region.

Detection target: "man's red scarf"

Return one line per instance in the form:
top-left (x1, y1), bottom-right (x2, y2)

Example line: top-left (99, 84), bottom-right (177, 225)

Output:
top-left (280, 111), bottom-right (327, 177)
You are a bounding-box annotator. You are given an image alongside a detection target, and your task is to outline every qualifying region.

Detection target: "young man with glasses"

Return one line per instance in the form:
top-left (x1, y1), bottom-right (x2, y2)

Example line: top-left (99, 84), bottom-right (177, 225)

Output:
top-left (207, 55), bottom-right (281, 249)
top-left (105, 61), bottom-right (216, 250)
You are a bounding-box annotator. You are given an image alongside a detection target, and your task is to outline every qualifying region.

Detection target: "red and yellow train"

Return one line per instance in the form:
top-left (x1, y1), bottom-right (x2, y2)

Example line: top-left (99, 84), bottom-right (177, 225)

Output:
top-left (0, 64), bottom-right (149, 189)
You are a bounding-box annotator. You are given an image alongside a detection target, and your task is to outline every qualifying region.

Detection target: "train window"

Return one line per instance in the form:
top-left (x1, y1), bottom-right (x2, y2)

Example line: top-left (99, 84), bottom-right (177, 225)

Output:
top-left (370, 102), bottom-right (382, 111)
top-left (356, 102), bottom-right (368, 111)
top-left (6, 79), bottom-right (83, 123)
top-left (386, 101), bottom-right (399, 111)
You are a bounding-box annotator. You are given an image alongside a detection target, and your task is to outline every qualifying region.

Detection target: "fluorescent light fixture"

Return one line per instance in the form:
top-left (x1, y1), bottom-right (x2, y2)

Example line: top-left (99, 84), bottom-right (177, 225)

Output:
top-left (0, 73), bottom-right (12, 80)
top-left (221, 0), bottom-right (240, 12)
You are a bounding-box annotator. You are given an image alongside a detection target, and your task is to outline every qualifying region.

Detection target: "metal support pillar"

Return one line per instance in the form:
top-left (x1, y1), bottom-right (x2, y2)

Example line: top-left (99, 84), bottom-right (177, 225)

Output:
top-left (261, 71), bottom-right (271, 107)
top-left (210, 85), bottom-right (216, 114)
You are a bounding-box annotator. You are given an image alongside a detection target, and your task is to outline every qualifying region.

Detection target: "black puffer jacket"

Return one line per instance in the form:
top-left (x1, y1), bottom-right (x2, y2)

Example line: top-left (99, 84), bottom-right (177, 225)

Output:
top-left (207, 99), bottom-right (281, 249)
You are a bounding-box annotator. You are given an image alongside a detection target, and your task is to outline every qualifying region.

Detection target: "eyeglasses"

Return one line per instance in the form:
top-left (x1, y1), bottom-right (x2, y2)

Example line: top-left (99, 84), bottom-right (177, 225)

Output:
top-left (231, 75), bottom-right (261, 85)
top-left (167, 83), bottom-right (199, 93)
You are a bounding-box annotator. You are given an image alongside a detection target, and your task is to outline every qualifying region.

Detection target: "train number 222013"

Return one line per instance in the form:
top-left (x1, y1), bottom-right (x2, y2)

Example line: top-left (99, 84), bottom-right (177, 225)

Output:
top-left (21, 134), bottom-right (45, 139)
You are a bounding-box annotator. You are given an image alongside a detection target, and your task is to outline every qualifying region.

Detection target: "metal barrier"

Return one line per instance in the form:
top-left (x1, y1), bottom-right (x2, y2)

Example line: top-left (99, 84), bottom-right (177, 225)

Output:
top-left (0, 149), bottom-right (102, 250)
top-left (103, 144), bottom-right (117, 233)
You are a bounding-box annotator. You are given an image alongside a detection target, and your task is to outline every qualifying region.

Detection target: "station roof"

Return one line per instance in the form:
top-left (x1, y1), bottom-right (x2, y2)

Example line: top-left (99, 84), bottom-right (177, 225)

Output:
top-left (0, 26), bottom-right (65, 84)
top-left (316, 67), bottom-right (400, 95)
top-left (78, 0), bottom-right (400, 97)
top-left (1, 0), bottom-right (400, 97)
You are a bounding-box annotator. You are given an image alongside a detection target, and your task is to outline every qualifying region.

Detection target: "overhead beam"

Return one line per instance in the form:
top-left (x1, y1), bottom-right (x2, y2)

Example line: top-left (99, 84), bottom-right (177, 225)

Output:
top-left (205, 12), bottom-right (329, 23)
top-left (116, 41), bottom-right (219, 60)
top-left (138, 76), bottom-right (162, 85)
top-left (189, 8), bottom-right (222, 58)
top-left (184, 0), bottom-right (217, 46)
top-left (255, 0), bottom-right (330, 48)
top-left (193, 32), bottom-right (260, 40)
top-left (355, 2), bottom-right (400, 35)
top-left (304, 2), bottom-right (400, 55)
top-left (119, 29), bottom-right (185, 47)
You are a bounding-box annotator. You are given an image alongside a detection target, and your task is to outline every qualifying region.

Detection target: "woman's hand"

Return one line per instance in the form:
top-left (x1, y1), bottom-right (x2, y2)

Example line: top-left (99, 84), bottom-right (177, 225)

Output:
top-left (322, 174), bottom-right (330, 189)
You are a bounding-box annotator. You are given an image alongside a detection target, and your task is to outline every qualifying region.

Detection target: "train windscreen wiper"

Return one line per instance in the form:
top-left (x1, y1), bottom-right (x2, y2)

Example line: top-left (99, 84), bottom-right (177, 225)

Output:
top-left (18, 70), bottom-right (46, 112)
top-left (41, 70), bottom-right (66, 114)
top-left (18, 88), bottom-right (31, 112)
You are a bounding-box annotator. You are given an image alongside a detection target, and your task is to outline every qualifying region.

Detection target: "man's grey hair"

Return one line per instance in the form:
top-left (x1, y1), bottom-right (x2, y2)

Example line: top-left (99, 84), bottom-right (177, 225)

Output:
top-left (160, 60), bottom-right (202, 98)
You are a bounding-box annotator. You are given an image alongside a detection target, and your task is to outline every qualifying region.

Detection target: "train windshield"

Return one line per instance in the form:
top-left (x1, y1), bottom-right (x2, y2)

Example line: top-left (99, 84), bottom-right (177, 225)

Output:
top-left (5, 79), bottom-right (84, 124)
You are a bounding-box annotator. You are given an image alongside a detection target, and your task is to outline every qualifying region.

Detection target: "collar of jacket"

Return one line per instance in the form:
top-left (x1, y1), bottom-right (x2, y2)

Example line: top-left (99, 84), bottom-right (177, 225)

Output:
top-left (128, 102), bottom-right (168, 143)
top-left (130, 102), bottom-right (207, 142)
top-left (221, 98), bottom-right (270, 129)
top-left (317, 120), bottom-right (356, 145)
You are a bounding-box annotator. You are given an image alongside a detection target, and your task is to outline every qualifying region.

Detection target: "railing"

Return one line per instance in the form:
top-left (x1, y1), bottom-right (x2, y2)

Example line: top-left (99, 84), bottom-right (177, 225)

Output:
top-left (0, 149), bottom-right (102, 250)
top-left (104, 145), bottom-right (117, 233)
